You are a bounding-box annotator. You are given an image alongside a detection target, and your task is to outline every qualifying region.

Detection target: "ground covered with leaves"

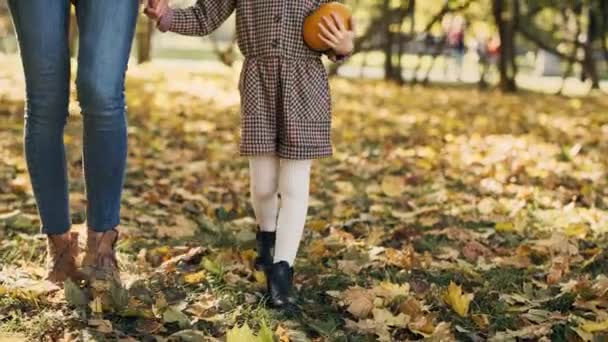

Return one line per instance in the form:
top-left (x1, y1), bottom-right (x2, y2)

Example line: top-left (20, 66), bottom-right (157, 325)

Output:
top-left (1, 55), bottom-right (608, 341)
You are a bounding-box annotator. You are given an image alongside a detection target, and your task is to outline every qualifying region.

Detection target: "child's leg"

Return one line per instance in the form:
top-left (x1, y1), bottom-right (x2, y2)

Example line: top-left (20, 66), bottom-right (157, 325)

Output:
top-left (274, 159), bottom-right (312, 266)
top-left (249, 156), bottom-right (280, 232)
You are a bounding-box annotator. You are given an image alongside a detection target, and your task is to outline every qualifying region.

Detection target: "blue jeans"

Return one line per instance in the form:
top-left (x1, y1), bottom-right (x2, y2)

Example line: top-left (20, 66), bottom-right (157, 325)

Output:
top-left (8, 0), bottom-right (139, 235)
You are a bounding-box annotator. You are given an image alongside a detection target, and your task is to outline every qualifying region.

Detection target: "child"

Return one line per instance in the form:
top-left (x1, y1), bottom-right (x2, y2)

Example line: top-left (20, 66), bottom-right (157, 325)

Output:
top-left (145, 0), bottom-right (355, 310)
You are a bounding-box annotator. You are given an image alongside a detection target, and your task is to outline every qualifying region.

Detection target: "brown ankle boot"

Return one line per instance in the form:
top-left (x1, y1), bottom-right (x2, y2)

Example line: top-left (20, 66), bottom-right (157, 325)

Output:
top-left (46, 232), bottom-right (83, 284)
top-left (81, 229), bottom-right (120, 283)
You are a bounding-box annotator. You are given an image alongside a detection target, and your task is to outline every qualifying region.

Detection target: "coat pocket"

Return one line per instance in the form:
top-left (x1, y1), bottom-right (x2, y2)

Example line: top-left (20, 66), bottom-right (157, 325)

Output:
top-left (239, 62), bottom-right (262, 117)
top-left (288, 60), bottom-right (331, 122)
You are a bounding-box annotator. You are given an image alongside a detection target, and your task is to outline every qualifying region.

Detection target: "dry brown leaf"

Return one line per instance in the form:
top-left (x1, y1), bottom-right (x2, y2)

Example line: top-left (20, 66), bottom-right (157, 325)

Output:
top-left (343, 287), bottom-right (374, 319)
top-left (88, 319), bottom-right (113, 334)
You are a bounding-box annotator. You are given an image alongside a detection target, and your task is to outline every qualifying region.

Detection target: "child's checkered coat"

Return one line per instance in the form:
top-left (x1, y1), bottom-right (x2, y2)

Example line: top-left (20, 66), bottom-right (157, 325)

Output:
top-left (159, 0), bottom-right (347, 159)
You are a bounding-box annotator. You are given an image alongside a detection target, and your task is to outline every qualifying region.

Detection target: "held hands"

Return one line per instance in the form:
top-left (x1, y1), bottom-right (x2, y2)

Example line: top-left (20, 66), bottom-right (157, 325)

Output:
top-left (318, 13), bottom-right (355, 56)
top-left (144, 0), bottom-right (170, 21)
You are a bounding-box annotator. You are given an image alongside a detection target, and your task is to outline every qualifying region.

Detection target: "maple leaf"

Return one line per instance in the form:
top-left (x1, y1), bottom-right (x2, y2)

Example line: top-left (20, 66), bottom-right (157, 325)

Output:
top-left (443, 282), bottom-right (473, 317)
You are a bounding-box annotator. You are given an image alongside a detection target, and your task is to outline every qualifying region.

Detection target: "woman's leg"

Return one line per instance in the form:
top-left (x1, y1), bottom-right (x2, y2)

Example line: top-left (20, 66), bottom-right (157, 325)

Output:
top-left (249, 156), bottom-right (280, 232)
top-left (74, 0), bottom-right (139, 233)
top-left (8, 0), bottom-right (71, 235)
top-left (8, 0), bottom-right (83, 284)
top-left (274, 159), bottom-right (312, 266)
top-left (75, 0), bottom-right (138, 281)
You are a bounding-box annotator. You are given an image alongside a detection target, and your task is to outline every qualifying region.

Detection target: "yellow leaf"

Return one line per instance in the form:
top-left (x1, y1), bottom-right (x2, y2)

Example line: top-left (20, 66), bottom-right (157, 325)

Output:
top-left (408, 314), bottom-right (436, 337)
top-left (372, 281), bottom-right (410, 301)
top-left (443, 282), bottom-right (473, 317)
top-left (275, 325), bottom-right (291, 342)
top-left (226, 323), bottom-right (257, 342)
top-left (202, 257), bottom-right (222, 275)
top-left (184, 270), bottom-right (206, 284)
top-left (335, 181), bottom-right (356, 195)
top-left (495, 222), bottom-right (515, 232)
top-left (564, 223), bottom-right (589, 238)
top-left (581, 319), bottom-right (608, 333)
top-left (308, 219), bottom-right (328, 233)
top-left (307, 240), bottom-right (329, 261)
top-left (89, 296), bottom-right (103, 314)
top-left (240, 249), bottom-right (257, 267)
top-left (253, 270), bottom-right (267, 287)
top-left (372, 308), bottom-right (409, 327)
top-left (472, 314), bottom-right (490, 329)
top-left (381, 176), bottom-right (406, 197)
top-left (569, 98), bottom-right (582, 109)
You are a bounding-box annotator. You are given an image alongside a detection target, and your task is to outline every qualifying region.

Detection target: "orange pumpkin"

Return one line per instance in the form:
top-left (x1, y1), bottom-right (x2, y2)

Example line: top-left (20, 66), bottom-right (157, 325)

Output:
top-left (303, 2), bottom-right (352, 51)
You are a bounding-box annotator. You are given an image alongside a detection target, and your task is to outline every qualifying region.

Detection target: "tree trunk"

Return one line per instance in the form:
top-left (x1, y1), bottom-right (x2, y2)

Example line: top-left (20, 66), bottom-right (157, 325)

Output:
top-left (583, 5), bottom-right (600, 89)
top-left (492, 0), bottom-right (517, 92)
top-left (601, 0), bottom-right (608, 63)
top-left (558, 6), bottom-right (581, 95)
top-left (382, 0), bottom-right (397, 81)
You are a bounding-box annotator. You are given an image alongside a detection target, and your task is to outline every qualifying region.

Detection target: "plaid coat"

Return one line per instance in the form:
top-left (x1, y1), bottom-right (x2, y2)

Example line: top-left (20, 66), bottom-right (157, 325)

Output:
top-left (160, 0), bottom-right (346, 159)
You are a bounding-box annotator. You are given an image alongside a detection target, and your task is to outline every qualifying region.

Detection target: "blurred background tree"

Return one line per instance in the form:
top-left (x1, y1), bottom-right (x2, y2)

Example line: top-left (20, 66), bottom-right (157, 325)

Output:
top-left (0, 0), bottom-right (606, 94)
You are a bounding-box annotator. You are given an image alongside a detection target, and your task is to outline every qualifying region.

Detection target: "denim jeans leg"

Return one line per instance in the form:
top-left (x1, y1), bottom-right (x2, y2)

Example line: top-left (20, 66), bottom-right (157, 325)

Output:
top-left (75, 0), bottom-right (139, 232)
top-left (8, 0), bottom-right (72, 235)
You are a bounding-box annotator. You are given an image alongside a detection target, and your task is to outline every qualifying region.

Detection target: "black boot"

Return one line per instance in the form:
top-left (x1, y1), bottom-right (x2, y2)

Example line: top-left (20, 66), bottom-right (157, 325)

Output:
top-left (254, 230), bottom-right (275, 271)
top-left (267, 261), bottom-right (297, 312)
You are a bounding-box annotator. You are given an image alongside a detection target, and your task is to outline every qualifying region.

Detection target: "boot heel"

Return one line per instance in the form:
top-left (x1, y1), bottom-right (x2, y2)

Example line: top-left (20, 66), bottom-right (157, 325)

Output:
top-left (267, 261), bottom-right (297, 313)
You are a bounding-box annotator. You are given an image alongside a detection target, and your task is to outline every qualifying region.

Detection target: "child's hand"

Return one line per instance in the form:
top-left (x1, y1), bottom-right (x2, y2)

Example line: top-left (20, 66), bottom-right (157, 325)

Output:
top-left (318, 13), bottom-right (355, 56)
top-left (144, 0), bottom-right (170, 21)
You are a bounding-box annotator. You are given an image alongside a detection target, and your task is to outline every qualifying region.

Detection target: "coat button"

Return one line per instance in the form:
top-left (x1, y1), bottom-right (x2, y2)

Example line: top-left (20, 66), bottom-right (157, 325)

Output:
top-left (272, 39), bottom-right (280, 48)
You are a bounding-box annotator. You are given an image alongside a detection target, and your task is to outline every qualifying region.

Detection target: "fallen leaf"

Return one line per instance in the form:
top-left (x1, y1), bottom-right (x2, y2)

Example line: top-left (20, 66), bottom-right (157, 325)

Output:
top-left (227, 323), bottom-right (257, 342)
top-left (381, 175), bottom-right (406, 197)
top-left (89, 296), bottom-right (104, 315)
top-left (581, 319), bottom-right (608, 333)
top-left (495, 222), bottom-right (515, 233)
top-left (157, 215), bottom-right (198, 238)
top-left (443, 282), bottom-right (473, 317)
top-left (343, 287), bottom-right (374, 319)
top-left (88, 319), bottom-right (113, 334)
top-left (462, 241), bottom-right (491, 262)
top-left (202, 257), bottom-right (222, 274)
top-left (184, 270), bottom-right (206, 284)
top-left (564, 223), bottom-right (589, 238)
top-left (546, 256), bottom-right (570, 285)
top-left (372, 308), bottom-right (409, 327)
top-left (168, 329), bottom-right (208, 341)
top-left (372, 281), bottom-right (410, 301)
top-left (64, 279), bottom-right (87, 307)
top-left (162, 307), bottom-right (190, 328)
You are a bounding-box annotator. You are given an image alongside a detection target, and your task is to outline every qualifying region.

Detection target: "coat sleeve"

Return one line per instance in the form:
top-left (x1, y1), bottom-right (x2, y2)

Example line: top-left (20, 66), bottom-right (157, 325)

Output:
top-left (159, 0), bottom-right (236, 37)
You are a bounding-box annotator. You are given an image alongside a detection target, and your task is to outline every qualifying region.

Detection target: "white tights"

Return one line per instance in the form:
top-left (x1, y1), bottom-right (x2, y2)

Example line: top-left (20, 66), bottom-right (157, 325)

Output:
top-left (249, 156), bottom-right (311, 266)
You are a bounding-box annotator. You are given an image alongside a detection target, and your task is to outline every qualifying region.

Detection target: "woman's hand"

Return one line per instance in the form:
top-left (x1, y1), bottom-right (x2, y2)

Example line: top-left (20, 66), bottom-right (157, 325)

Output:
top-left (144, 0), bottom-right (170, 21)
top-left (318, 13), bottom-right (355, 56)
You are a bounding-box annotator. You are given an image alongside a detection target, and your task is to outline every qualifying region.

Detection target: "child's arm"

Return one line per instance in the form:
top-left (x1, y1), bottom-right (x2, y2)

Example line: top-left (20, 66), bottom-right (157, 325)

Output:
top-left (317, 0), bottom-right (355, 63)
top-left (146, 0), bottom-right (236, 37)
